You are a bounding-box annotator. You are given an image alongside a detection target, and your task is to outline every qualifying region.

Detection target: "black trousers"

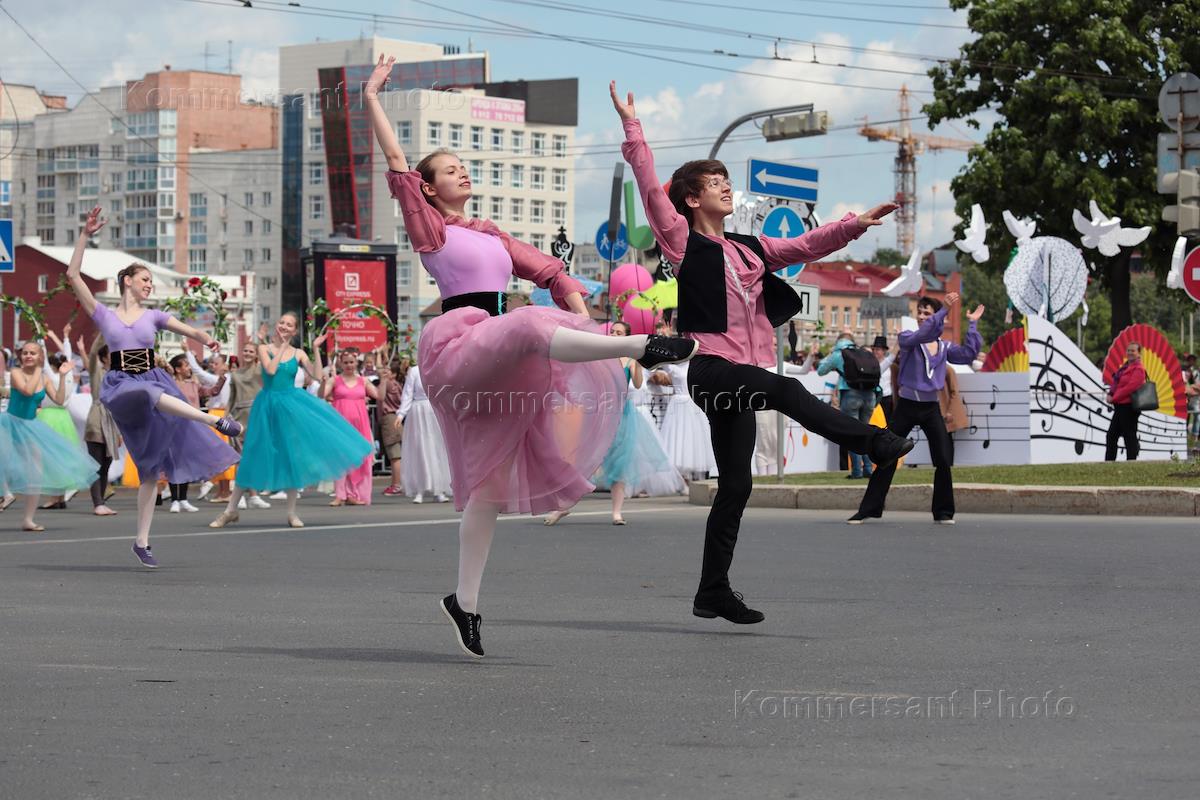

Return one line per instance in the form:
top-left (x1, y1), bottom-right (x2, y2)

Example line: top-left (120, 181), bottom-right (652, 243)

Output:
top-left (857, 397), bottom-right (955, 520)
top-left (169, 482), bottom-right (189, 502)
top-left (86, 441), bottom-right (112, 508)
top-left (688, 355), bottom-right (881, 600)
top-left (1105, 404), bottom-right (1140, 461)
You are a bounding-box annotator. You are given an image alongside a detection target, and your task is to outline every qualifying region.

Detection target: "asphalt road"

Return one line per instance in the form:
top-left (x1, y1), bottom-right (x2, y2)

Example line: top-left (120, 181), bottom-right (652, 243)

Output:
top-left (2, 487), bottom-right (1199, 799)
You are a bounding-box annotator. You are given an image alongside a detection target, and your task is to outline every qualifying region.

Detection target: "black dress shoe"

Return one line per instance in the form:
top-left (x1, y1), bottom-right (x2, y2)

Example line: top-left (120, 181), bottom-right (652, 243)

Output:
top-left (637, 335), bottom-right (699, 370)
top-left (869, 431), bottom-right (915, 467)
top-left (693, 590), bottom-right (765, 624)
top-left (439, 593), bottom-right (484, 658)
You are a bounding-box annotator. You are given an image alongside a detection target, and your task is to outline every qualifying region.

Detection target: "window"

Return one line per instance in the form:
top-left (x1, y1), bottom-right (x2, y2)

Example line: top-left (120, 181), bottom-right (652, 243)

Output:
top-left (243, 248), bottom-right (255, 266)
top-left (263, 220), bottom-right (272, 235)
top-left (111, 145), bottom-right (124, 159)
top-left (189, 192), bottom-right (205, 209)
top-left (244, 220), bottom-right (254, 235)
top-left (552, 134), bottom-right (567, 157)
top-left (262, 191), bottom-right (272, 206)
top-left (511, 130), bottom-right (524, 154)
top-left (188, 249), bottom-right (207, 273)
top-left (510, 164), bottom-right (525, 189)
top-left (843, 307), bottom-right (851, 327)
top-left (188, 220), bottom-right (206, 244)
top-left (531, 233), bottom-right (546, 251)
top-left (531, 132), bottom-right (546, 156)
top-left (309, 163), bottom-right (324, 185)
top-left (490, 197), bottom-right (503, 219)
top-left (531, 167), bottom-right (545, 191)
top-left (469, 161), bottom-right (482, 185)
top-left (244, 192), bottom-right (254, 207)
top-left (530, 200), bottom-right (545, 224)
top-left (309, 127), bottom-right (323, 149)
top-left (397, 259), bottom-right (412, 286)
top-left (855, 307), bottom-right (862, 328)
top-left (470, 126), bottom-right (483, 150)
top-left (491, 128), bottom-right (504, 149)
top-left (38, 275), bottom-right (49, 293)
top-left (551, 201), bottom-right (567, 226)
top-left (552, 169), bottom-right (567, 193)
top-left (309, 195), bottom-right (324, 219)
top-left (308, 91), bottom-right (321, 118)
top-left (395, 227), bottom-right (410, 250)
top-left (510, 198), bottom-right (524, 222)
top-left (819, 305), bottom-right (826, 324)
top-left (490, 162), bottom-right (503, 188)
top-left (37, 228), bottom-right (54, 244)
top-left (261, 248), bottom-right (272, 262)
top-left (449, 124), bottom-right (464, 149)
top-left (397, 121), bottom-right (412, 145)
top-left (469, 196), bottom-right (482, 218)
top-left (427, 121), bottom-right (443, 146)
top-left (66, 201), bottom-right (76, 217)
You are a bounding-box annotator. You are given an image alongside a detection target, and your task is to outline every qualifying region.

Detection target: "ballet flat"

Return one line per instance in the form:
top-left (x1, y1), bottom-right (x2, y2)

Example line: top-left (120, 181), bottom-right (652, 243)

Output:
top-left (287, 515), bottom-right (305, 528)
top-left (22, 523), bottom-right (46, 532)
top-left (208, 510), bottom-right (239, 529)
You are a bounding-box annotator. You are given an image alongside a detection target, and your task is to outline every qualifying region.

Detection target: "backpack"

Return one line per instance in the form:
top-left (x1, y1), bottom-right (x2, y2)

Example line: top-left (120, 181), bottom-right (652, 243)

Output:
top-left (840, 347), bottom-right (881, 391)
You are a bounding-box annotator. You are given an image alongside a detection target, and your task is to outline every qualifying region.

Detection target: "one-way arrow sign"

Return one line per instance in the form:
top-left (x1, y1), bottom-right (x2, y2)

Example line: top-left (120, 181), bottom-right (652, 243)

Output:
top-left (748, 158), bottom-right (819, 203)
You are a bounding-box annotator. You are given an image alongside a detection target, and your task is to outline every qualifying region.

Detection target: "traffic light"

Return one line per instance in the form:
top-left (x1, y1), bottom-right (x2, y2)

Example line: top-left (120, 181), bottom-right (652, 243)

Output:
top-left (1162, 168), bottom-right (1200, 235)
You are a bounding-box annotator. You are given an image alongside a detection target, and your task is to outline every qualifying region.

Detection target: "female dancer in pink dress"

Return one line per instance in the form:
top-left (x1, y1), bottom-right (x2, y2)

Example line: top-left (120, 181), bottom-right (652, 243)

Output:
top-left (324, 349), bottom-right (384, 506)
top-left (366, 55), bottom-right (697, 657)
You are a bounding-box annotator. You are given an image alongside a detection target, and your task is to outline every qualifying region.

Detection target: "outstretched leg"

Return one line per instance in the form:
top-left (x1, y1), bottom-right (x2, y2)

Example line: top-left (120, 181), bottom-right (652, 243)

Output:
top-left (548, 328), bottom-right (647, 363)
top-left (155, 393), bottom-right (220, 428)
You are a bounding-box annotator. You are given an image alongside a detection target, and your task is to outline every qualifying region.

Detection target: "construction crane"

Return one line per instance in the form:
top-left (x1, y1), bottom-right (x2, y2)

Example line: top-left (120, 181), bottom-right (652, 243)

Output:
top-left (858, 86), bottom-right (974, 254)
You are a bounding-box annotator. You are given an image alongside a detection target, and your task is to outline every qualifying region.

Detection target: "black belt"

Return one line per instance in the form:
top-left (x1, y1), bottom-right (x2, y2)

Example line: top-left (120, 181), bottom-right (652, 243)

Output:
top-left (111, 348), bottom-right (154, 374)
top-left (441, 291), bottom-right (507, 317)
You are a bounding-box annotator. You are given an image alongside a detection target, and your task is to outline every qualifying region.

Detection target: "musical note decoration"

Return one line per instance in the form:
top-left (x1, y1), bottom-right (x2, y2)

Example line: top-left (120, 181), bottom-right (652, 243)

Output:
top-left (980, 327), bottom-right (1029, 373)
top-left (1101, 324), bottom-right (1189, 419)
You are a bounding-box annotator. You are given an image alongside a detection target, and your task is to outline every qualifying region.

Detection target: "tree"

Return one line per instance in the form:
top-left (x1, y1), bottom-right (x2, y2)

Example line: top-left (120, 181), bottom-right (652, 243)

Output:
top-left (871, 247), bottom-right (906, 267)
top-left (925, 0), bottom-right (1200, 338)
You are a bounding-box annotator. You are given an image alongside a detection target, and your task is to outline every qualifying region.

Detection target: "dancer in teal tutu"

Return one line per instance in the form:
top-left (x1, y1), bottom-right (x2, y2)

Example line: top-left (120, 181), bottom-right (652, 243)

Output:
top-left (209, 312), bottom-right (374, 530)
top-left (2, 341), bottom-right (101, 532)
top-left (544, 321), bottom-right (681, 526)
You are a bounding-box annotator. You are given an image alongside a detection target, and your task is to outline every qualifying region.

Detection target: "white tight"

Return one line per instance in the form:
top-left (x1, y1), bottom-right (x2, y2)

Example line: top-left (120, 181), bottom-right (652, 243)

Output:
top-left (548, 328), bottom-right (648, 363)
top-left (456, 495), bottom-right (503, 614)
top-left (155, 393), bottom-right (218, 427)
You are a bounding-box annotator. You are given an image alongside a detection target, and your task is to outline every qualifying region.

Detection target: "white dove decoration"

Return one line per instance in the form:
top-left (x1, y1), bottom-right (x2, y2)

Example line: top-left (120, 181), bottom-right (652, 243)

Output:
top-left (1167, 237), bottom-right (1186, 290)
top-left (882, 248), bottom-right (923, 297)
top-left (1072, 200), bottom-right (1150, 257)
top-left (954, 203), bottom-right (989, 263)
top-left (1002, 210), bottom-right (1037, 243)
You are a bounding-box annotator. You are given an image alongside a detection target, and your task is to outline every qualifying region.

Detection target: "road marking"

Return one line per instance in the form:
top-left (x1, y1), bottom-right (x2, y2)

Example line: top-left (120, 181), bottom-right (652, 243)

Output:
top-left (0, 505), bottom-right (704, 547)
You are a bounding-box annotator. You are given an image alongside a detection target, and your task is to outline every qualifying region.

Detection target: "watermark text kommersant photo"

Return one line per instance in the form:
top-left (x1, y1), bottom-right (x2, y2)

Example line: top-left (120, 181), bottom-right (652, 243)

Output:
top-left (732, 689), bottom-right (1077, 721)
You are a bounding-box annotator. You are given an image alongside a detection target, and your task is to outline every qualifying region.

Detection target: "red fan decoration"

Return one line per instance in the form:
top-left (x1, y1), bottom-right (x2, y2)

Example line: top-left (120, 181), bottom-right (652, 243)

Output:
top-left (980, 327), bottom-right (1028, 373)
top-left (1102, 324), bottom-right (1187, 419)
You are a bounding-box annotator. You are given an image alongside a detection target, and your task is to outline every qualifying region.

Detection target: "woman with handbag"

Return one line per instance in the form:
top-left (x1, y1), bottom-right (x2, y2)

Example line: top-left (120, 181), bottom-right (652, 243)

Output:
top-left (1105, 341), bottom-right (1147, 461)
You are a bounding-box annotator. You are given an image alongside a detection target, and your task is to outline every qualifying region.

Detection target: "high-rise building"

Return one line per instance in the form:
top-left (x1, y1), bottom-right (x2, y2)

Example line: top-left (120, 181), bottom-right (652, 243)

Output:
top-left (279, 37), bottom-right (578, 330)
top-left (0, 82), bottom-right (66, 221)
top-left (13, 69), bottom-right (277, 283)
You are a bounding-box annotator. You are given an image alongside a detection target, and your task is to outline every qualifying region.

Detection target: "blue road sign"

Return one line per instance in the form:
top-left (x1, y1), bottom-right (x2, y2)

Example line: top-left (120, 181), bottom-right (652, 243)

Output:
top-left (0, 220), bottom-right (13, 273)
top-left (748, 159), bottom-right (819, 203)
top-left (761, 204), bottom-right (813, 279)
top-left (596, 221), bottom-right (629, 262)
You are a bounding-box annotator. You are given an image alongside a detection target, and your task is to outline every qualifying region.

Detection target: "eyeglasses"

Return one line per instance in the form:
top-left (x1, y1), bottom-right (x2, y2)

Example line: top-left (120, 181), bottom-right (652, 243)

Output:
top-left (704, 176), bottom-right (732, 190)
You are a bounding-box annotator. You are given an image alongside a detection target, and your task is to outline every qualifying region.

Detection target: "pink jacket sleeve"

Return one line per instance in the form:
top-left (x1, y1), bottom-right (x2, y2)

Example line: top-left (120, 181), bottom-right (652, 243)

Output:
top-left (620, 119), bottom-right (689, 264)
top-left (499, 231), bottom-right (586, 310)
top-left (759, 214), bottom-right (864, 271)
top-left (386, 170), bottom-right (446, 253)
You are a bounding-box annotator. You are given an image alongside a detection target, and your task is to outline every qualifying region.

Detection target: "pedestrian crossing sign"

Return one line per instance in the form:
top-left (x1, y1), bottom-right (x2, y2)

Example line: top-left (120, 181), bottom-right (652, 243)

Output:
top-left (0, 220), bottom-right (13, 273)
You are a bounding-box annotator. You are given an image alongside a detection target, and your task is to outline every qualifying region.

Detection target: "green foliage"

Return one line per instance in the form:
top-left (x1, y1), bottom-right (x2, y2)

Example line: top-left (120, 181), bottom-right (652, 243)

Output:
top-left (925, 0), bottom-right (1200, 334)
top-left (871, 247), bottom-right (906, 267)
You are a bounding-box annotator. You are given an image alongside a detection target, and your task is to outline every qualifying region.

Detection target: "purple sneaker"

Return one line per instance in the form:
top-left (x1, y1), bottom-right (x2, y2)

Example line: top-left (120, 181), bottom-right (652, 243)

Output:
top-left (131, 543), bottom-right (158, 568)
top-left (215, 416), bottom-right (243, 437)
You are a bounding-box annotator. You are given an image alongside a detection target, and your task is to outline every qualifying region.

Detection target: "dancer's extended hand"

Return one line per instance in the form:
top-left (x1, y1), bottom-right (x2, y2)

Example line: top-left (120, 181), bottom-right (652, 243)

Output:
top-left (944, 292), bottom-right (960, 308)
top-left (856, 203), bottom-right (899, 229)
top-left (313, 331), bottom-right (329, 348)
top-left (966, 304), bottom-right (985, 322)
top-left (82, 206), bottom-right (106, 237)
top-left (205, 335), bottom-right (221, 355)
top-left (57, 360), bottom-right (74, 376)
top-left (609, 81), bottom-right (636, 121)
top-left (364, 54), bottom-right (395, 98)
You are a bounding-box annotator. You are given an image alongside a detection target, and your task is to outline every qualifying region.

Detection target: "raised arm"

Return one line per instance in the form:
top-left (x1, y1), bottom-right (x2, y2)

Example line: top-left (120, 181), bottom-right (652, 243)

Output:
top-left (629, 359), bottom-right (644, 390)
top-left (758, 205), bottom-right (895, 270)
top-left (51, 360), bottom-right (73, 406)
top-left (163, 316), bottom-right (221, 357)
top-left (257, 343), bottom-right (282, 376)
top-left (364, 55), bottom-right (407, 173)
top-left (502, 232), bottom-right (588, 315)
top-left (613, 82), bottom-right (689, 264)
top-left (67, 207), bottom-right (106, 316)
top-left (186, 349), bottom-right (218, 387)
top-left (946, 305), bottom-right (985, 364)
top-left (898, 294), bottom-right (958, 349)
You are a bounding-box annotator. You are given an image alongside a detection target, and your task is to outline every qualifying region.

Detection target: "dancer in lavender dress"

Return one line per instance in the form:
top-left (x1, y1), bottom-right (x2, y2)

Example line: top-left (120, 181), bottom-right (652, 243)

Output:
top-left (66, 207), bottom-right (242, 568)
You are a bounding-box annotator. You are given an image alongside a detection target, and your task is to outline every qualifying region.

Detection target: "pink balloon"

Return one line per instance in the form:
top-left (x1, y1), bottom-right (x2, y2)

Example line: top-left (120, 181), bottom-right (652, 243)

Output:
top-left (609, 263), bottom-right (660, 335)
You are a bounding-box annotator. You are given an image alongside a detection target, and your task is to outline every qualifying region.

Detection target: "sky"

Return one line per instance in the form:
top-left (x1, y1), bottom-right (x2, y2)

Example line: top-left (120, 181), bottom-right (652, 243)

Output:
top-left (0, 0), bottom-right (985, 260)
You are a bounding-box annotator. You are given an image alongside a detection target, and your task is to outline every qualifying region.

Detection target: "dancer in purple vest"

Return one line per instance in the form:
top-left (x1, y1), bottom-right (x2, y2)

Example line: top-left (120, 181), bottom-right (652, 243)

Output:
top-left (367, 55), bottom-right (698, 657)
top-left (66, 207), bottom-right (242, 568)
top-left (613, 81), bottom-right (915, 624)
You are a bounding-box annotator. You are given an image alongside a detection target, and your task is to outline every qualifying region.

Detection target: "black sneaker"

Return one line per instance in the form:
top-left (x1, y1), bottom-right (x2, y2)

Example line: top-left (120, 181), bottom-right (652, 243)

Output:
top-left (637, 335), bottom-right (699, 370)
top-left (846, 511), bottom-right (882, 525)
top-left (692, 590), bottom-right (764, 624)
top-left (869, 431), bottom-right (915, 467)
top-left (439, 593), bottom-right (484, 658)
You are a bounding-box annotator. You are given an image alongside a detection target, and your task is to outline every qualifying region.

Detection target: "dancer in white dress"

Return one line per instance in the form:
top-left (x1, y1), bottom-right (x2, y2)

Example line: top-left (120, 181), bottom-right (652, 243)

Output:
top-left (659, 361), bottom-right (716, 479)
top-left (398, 362), bottom-right (452, 503)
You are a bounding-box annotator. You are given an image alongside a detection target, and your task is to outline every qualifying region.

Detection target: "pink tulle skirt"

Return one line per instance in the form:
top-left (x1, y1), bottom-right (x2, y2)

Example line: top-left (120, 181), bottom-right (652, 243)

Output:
top-left (418, 305), bottom-right (626, 515)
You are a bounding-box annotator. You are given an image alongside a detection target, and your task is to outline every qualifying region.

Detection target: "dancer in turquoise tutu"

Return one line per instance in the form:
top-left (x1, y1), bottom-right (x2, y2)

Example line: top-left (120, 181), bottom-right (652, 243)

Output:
top-left (2, 341), bottom-right (101, 532)
top-left (209, 312), bottom-right (374, 530)
top-left (544, 321), bottom-right (681, 526)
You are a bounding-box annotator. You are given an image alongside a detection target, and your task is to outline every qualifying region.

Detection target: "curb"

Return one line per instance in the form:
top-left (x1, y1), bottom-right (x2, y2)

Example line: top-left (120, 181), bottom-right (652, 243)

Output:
top-left (687, 481), bottom-right (1200, 517)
